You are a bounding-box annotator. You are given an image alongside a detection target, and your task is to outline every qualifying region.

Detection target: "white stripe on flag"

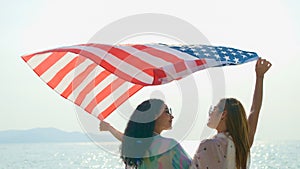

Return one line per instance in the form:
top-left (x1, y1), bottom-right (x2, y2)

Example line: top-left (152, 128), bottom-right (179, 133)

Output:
top-left (117, 46), bottom-right (173, 67)
top-left (185, 60), bottom-right (206, 72)
top-left (40, 53), bottom-right (77, 82)
top-left (68, 66), bottom-right (105, 101)
top-left (103, 52), bottom-right (154, 84)
top-left (146, 44), bottom-right (197, 60)
top-left (204, 58), bottom-right (222, 67)
top-left (80, 74), bottom-right (117, 108)
top-left (91, 81), bottom-right (134, 116)
top-left (26, 52), bottom-right (53, 69)
top-left (54, 59), bottom-right (94, 94)
top-left (62, 45), bottom-right (154, 84)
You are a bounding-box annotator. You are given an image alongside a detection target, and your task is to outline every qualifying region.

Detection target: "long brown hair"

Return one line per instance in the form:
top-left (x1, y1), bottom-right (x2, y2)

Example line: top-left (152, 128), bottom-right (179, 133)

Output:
top-left (219, 98), bottom-right (250, 169)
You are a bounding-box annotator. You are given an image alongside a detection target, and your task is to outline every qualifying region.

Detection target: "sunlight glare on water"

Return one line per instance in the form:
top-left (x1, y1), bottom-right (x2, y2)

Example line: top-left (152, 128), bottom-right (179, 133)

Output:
top-left (0, 141), bottom-right (299, 169)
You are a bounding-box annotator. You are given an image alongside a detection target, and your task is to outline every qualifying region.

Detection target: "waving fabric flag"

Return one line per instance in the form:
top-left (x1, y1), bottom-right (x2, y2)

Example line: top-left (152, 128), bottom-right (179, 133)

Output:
top-left (22, 43), bottom-right (258, 120)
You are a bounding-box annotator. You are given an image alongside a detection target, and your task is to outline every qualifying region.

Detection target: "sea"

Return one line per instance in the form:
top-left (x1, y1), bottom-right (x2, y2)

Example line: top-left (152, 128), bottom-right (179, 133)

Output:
top-left (0, 140), bottom-right (299, 169)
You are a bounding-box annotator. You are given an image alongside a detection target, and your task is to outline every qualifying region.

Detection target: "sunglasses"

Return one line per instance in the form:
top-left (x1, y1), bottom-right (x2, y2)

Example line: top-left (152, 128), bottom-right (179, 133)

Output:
top-left (208, 105), bottom-right (217, 115)
top-left (165, 107), bottom-right (172, 116)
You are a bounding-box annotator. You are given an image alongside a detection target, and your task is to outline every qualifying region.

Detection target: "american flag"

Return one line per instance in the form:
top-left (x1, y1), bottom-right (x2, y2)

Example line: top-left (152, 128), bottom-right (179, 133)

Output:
top-left (21, 43), bottom-right (258, 120)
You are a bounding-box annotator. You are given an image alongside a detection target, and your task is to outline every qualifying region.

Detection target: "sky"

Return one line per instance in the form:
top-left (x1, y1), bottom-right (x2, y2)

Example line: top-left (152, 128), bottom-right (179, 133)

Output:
top-left (0, 0), bottom-right (299, 141)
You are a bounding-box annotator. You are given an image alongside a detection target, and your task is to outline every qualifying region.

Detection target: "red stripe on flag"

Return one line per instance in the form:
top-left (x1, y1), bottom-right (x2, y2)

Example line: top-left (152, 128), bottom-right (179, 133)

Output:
top-left (61, 63), bottom-right (97, 99)
top-left (22, 54), bottom-right (35, 62)
top-left (173, 62), bottom-right (188, 73)
top-left (33, 52), bottom-right (67, 76)
top-left (195, 59), bottom-right (206, 66)
top-left (132, 45), bottom-right (188, 74)
top-left (47, 48), bottom-right (103, 65)
top-left (48, 47), bottom-right (149, 85)
top-left (98, 84), bottom-right (144, 120)
top-left (152, 69), bottom-right (166, 85)
top-left (132, 45), bottom-right (182, 63)
top-left (89, 44), bottom-right (156, 77)
top-left (47, 56), bottom-right (86, 89)
top-left (75, 70), bottom-right (111, 106)
top-left (84, 78), bottom-right (125, 113)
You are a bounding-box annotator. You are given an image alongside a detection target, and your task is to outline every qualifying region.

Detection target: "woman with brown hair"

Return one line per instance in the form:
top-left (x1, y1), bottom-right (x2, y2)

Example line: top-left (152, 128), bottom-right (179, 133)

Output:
top-left (190, 58), bottom-right (271, 169)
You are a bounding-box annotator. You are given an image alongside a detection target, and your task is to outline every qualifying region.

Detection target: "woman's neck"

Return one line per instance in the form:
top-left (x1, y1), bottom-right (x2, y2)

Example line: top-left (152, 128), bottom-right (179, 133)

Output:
top-left (217, 129), bottom-right (228, 133)
top-left (216, 119), bottom-right (227, 133)
top-left (153, 128), bottom-right (162, 135)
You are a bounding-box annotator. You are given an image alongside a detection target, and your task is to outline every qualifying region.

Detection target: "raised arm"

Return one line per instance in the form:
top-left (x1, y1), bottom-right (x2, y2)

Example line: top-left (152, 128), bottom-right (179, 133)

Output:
top-left (99, 121), bottom-right (124, 141)
top-left (248, 58), bottom-right (272, 147)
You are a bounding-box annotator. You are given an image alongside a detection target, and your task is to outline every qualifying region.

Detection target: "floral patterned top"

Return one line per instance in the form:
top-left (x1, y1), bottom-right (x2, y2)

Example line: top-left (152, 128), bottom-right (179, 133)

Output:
top-left (136, 135), bottom-right (192, 169)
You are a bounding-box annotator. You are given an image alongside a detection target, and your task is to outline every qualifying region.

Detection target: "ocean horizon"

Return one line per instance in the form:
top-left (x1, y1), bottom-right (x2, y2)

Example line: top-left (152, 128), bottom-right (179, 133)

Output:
top-left (0, 140), bottom-right (299, 169)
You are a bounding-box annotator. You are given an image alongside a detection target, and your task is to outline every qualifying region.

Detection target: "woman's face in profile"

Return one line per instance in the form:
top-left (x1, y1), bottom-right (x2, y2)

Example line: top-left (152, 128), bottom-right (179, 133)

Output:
top-left (155, 104), bottom-right (174, 130)
top-left (207, 104), bottom-right (223, 129)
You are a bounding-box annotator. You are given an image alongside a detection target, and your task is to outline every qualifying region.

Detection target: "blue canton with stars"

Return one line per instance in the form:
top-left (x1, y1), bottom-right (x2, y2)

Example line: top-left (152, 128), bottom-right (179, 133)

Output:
top-left (164, 44), bottom-right (258, 66)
